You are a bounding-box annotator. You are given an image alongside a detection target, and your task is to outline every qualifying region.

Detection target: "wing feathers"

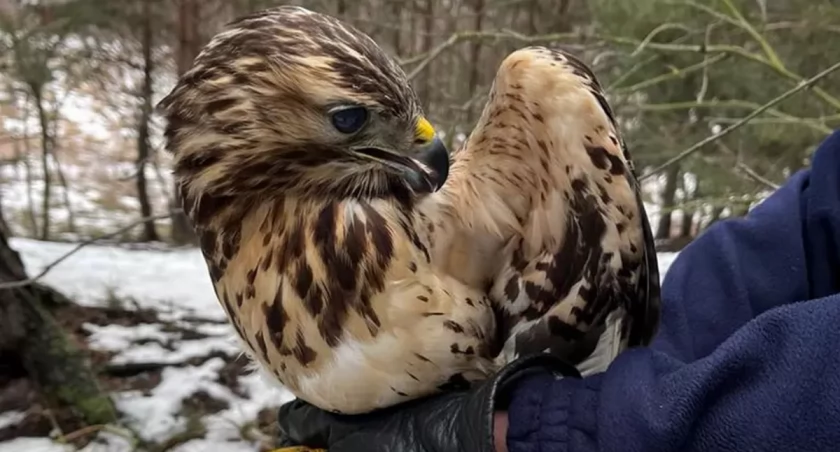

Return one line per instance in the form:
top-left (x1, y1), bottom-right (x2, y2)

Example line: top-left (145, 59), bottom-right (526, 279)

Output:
top-left (455, 46), bottom-right (661, 368)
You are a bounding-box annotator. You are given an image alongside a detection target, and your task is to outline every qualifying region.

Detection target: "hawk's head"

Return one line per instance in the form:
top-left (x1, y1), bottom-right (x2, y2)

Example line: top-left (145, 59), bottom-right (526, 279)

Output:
top-left (158, 6), bottom-right (448, 203)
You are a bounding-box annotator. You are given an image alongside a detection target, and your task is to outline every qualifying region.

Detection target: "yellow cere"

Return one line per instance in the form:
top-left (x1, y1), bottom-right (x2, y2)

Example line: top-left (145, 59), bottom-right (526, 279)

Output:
top-left (415, 117), bottom-right (436, 144)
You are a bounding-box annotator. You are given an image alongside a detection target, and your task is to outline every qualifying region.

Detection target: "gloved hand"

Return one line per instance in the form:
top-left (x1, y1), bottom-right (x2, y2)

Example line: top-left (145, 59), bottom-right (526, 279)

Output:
top-left (273, 354), bottom-right (582, 452)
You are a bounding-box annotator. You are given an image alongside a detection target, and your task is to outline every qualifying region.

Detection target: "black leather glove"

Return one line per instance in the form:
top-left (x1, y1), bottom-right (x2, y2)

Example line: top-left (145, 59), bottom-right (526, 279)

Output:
top-left (274, 354), bottom-right (582, 452)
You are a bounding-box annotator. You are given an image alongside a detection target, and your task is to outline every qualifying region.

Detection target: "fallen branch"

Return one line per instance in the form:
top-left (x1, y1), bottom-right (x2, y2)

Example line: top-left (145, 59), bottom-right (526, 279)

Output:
top-left (0, 212), bottom-right (172, 290)
top-left (639, 59), bottom-right (840, 182)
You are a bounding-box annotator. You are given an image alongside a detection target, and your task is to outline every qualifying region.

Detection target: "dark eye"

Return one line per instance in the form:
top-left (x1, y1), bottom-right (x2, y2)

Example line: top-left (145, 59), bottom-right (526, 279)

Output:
top-left (331, 106), bottom-right (369, 134)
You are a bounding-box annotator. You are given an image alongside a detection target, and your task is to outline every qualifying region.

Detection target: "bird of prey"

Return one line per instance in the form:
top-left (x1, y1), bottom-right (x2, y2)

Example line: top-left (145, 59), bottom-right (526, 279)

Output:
top-left (158, 6), bottom-right (660, 416)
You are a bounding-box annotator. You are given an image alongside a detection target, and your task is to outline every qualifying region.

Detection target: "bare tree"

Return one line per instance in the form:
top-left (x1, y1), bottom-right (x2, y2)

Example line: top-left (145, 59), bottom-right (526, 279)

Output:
top-left (169, 0), bottom-right (202, 245)
top-left (136, 0), bottom-right (159, 241)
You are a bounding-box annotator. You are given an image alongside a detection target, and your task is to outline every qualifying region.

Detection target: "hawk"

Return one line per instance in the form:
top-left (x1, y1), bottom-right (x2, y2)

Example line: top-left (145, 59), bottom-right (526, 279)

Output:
top-left (158, 6), bottom-right (660, 416)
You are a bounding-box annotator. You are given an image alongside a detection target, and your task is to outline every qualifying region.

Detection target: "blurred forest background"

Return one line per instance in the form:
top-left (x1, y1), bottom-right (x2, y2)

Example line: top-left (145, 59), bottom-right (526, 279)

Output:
top-left (0, 0), bottom-right (838, 451)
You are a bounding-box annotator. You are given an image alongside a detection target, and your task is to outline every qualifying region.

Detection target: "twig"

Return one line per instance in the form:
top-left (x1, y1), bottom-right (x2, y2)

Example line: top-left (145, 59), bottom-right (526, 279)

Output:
top-left (0, 213), bottom-right (172, 290)
top-left (613, 53), bottom-right (727, 94)
top-left (661, 0), bottom-right (840, 110)
top-left (715, 140), bottom-right (781, 190)
top-left (719, 0), bottom-right (784, 68)
top-left (401, 29), bottom-right (579, 80)
top-left (736, 161), bottom-right (781, 190)
top-left (639, 59), bottom-right (840, 182)
top-left (606, 33), bottom-right (698, 91)
top-left (628, 99), bottom-right (834, 134)
top-left (60, 424), bottom-right (107, 443)
top-left (630, 22), bottom-right (692, 57)
top-left (706, 116), bottom-right (834, 134)
top-left (406, 33), bottom-right (460, 80)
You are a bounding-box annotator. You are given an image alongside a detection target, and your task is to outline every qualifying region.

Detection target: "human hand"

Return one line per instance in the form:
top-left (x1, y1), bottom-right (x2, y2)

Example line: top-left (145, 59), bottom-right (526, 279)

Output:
top-left (494, 412), bottom-right (509, 452)
top-left (274, 354), bottom-right (581, 452)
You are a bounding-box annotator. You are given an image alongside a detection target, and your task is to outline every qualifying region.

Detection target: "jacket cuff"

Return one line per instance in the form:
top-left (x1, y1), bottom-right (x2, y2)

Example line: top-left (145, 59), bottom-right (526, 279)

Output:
top-left (506, 373), bottom-right (597, 452)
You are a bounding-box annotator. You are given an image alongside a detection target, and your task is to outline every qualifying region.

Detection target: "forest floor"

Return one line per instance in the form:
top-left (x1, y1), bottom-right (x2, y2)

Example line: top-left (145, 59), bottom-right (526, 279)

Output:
top-left (0, 237), bottom-right (680, 451)
top-left (0, 238), bottom-right (294, 452)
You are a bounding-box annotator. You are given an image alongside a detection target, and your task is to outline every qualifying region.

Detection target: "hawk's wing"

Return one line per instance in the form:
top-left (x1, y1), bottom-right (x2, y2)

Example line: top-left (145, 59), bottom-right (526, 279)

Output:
top-left (436, 46), bottom-right (661, 375)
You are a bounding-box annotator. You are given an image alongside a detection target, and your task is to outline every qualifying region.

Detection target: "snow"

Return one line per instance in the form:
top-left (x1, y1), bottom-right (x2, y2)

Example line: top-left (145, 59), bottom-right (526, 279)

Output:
top-left (656, 252), bottom-right (680, 277)
top-left (8, 237), bottom-right (223, 320)
top-left (112, 357), bottom-right (291, 446)
top-left (82, 323), bottom-right (175, 351)
top-left (0, 237), bottom-right (681, 451)
top-left (0, 413), bottom-right (25, 432)
top-left (0, 438), bottom-right (71, 452)
top-left (109, 335), bottom-right (241, 366)
top-left (0, 432), bottom-right (136, 452)
top-left (82, 321), bottom-right (242, 366)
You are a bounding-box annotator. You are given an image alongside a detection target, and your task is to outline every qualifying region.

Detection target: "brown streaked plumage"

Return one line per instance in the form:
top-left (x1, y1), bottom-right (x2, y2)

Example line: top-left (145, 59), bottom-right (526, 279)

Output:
top-left (158, 6), bottom-right (660, 415)
top-left (434, 47), bottom-right (661, 375)
top-left (158, 5), bottom-right (493, 414)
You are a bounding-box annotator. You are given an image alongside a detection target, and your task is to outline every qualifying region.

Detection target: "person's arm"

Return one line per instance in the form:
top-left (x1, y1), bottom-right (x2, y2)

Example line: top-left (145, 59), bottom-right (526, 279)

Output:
top-left (506, 293), bottom-right (840, 451)
top-left (504, 130), bottom-right (840, 452)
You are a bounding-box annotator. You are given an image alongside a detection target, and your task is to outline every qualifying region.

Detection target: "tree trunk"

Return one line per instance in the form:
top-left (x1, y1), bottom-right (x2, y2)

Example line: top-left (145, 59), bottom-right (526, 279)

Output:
top-left (704, 205), bottom-right (725, 231)
top-left (390, 0), bottom-right (402, 56)
top-left (527, 0), bottom-right (539, 34)
top-left (732, 203), bottom-right (751, 217)
top-left (0, 194), bottom-right (10, 238)
top-left (31, 84), bottom-right (51, 241)
top-left (466, 0), bottom-right (484, 125)
top-left (679, 209), bottom-right (694, 238)
top-left (15, 101), bottom-right (37, 234)
top-left (136, 0), bottom-right (159, 242)
top-left (679, 180), bottom-right (700, 239)
top-left (416, 0), bottom-right (434, 110)
top-left (655, 164), bottom-right (680, 240)
top-left (0, 210), bottom-right (115, 426)
top-left (49, 150), bottom-right (76, 234)
top-left (170, 0), bottom-right (201, 245)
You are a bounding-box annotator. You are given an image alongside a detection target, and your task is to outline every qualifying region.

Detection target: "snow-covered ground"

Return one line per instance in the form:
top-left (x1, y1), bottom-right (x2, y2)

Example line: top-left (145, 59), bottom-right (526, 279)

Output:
top-left (10, 238), bottom-right (222, 320)
top-left (2, 238), bottom-right (294, 451)
top-left (0, 238), bottom-right (680, 451)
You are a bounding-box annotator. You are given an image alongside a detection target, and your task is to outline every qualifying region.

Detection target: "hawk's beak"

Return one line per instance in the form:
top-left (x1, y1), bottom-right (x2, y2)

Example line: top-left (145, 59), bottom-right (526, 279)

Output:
top-left (352, 117), bottom-right (450, 195)
top-left (410, 117), bottom-right (450, 193)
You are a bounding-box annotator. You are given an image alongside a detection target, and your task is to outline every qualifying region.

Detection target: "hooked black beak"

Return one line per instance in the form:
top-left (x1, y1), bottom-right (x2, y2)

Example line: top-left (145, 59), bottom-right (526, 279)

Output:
top-left (411, 135), bottom-right (450, 193)
top-left (352, 118), bottom-right (450, 195)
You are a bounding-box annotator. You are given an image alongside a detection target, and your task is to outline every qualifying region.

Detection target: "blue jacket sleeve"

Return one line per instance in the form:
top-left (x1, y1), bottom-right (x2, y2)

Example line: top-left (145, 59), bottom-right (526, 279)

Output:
top-left (505, 129), bottom-right (840, 452)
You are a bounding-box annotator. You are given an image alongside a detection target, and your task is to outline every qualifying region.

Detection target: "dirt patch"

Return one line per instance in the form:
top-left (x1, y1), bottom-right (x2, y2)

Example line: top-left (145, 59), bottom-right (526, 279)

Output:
top-left (0, 378), bottom-right (88, 444)
top-left (54, 302), bottom-right (161, 334)
top-left (217, 355), bottom-right (252, 399)
top-left (182, 390), bottom-right (230, 415)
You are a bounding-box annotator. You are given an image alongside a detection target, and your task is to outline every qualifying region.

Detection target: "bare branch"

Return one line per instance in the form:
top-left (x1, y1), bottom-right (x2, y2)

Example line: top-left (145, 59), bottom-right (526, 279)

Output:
top-left (715, 141), bottom-right (781, 190)
top-left (640, 59), bottom-right (840, 182)
top-left (401, 29), bottom-right (580, 80)
top-left (628, 100), bottom-right (834, 134)
top-left (0, 213), bottom-right (173, 290)
top-left (612, 53), bottom-right (727, 94)
top-left (630, 22), bottom-right (693, 57)
top-left (736, 160), bottom-right (781, 190)
top-left (619, 3), bottom-right (840, 111)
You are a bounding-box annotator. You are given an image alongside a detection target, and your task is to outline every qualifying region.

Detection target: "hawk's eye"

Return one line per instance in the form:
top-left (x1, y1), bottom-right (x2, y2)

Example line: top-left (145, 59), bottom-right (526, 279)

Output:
top-left (331, 106), bottom-right (369, 134)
